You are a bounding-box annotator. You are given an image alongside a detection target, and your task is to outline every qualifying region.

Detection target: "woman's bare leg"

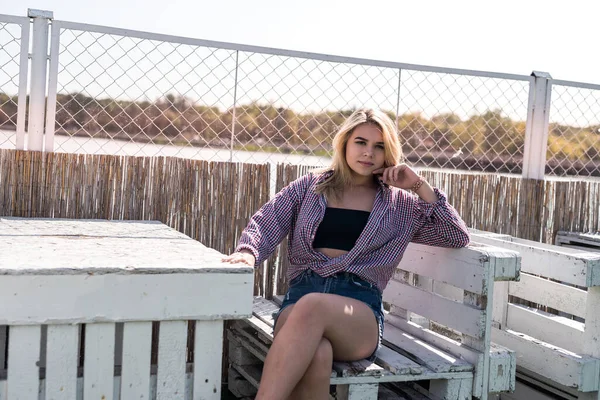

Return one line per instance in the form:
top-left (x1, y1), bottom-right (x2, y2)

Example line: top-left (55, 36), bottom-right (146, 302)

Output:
top-left (255, 293), bottom-right (379, 400)
top-left (273, 307), bottom-right (332, 400)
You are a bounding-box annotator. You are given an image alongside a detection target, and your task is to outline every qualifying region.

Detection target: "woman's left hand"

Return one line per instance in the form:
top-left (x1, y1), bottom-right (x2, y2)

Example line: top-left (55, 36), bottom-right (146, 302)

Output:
top-left (372, 164), bottom-right (420, 190)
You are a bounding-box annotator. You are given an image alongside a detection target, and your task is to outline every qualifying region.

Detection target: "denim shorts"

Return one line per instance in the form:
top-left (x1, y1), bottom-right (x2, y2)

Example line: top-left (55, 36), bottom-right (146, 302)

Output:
top-left (272, 269), bottom-right (384, 362)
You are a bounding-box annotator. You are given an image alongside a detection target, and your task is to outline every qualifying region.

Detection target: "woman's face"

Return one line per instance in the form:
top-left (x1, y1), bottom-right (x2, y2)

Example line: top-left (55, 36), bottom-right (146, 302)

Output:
top-left (345, 123), bottom-right (386, 177)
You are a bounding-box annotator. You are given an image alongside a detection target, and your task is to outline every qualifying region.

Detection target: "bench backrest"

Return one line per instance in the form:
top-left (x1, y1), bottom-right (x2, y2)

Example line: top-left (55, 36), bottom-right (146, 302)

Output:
top-left (470, 229), bottom-right (600, 392)
top-left (382, 242), bottom-right (520, 398)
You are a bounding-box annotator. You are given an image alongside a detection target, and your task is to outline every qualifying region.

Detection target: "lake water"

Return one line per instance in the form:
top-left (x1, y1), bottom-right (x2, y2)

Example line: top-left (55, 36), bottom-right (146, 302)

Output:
top-left (0, 130), bottom-right (331, 166)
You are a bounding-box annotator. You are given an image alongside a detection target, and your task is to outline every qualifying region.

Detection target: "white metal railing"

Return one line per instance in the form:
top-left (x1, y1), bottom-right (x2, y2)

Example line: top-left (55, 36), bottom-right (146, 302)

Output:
top-left (1, 9), bottom-right (600, 178)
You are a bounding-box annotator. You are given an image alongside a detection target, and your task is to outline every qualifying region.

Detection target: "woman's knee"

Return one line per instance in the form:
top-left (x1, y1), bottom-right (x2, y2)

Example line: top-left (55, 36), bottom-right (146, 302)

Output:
top-left (292, 293), bottom-right (327, 322)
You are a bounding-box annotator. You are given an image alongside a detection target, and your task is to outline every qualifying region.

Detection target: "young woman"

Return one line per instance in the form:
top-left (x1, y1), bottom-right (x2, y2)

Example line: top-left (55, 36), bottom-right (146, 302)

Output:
top-left (223, 109), bottom-right (470, 400)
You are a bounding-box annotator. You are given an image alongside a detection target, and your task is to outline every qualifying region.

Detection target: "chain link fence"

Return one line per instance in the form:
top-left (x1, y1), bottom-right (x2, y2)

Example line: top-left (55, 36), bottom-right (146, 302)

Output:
top-left (0, 18), bottom-right (27, 149)
top-left (2, 12), bottom-right (600, 178)
top-left (548, 82), bottom-right (600, 177)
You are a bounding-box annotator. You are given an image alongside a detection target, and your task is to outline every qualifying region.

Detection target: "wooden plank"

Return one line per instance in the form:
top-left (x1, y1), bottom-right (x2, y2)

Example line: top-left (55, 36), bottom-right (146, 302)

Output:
top-left (336, 383), bottom-right (379, 400)
top-left (156, 320), bottom-right (187, 399)
top-left (383, 279), bottom-right (485, 338)
top-left (508, 273), bottom-right (587, 319)
top-left (469, 233), bottom-right (600, 287)
top-left (193, 320), bottom-right (223, 400)
top-left (120, 321), bottom-right (152, 400)
top-left (385, 313), bottom-right (515, 394)
top-left (0, 273), bottom-right (252, 325)
top-left (373, 346), bottom-right (423, 376)
top-left (430, 377), bottom-right (472, 400)
top-left (400, 243), bottom-right (490, 294)
top-left (506, 303), bottom-right (584, 353)
top-left (84, 323), bottom-right (116, 400)
top-left (383, 323), bottom-right (472, 373)
top-left (583, 287), bottom-right (600, 360)
top-left (45, 324), bottom-right (78, 400)
top-left (6, 325), bottom-right (41, 399)
top-left (492, 328), bottom-right (600, 391)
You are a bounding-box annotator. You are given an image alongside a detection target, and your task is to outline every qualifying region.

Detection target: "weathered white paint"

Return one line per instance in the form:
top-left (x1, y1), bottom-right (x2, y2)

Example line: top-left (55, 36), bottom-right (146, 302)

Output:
top-left (383, 324), bottom-right (472, 373)
top-left (84, 323), bottom-right (116, 400)
top-left (492, 281), bottom-right (509, 330)
top-left (469, 232), bottom-right (600, 287)
top-left (583, 287), bottom-right (600, 365)
top-left (45, 324), bottom-right (78, 400)
top-left (430, 377), bottom-right (473, 400)
top-left (336, 383), bottom-right (379, 400)
top-left (400, 244), bottom-right (490, 294)
top-left (385, 311), bottom-right (516, 394)
top-left (508, 273), bottom-right (587, 319)
top-left (0, 273), bottom-right (252, 325)
top-left (1, 372), bottom-right (200, 400)
top-left (156, 321), bottom-right (187, 399)
top-left (384, 279), bottom-right (485, 338)
top-left (193, 320), bottom-right (223, 400)
top-left (6, 325), bottom-right (41, 399)
top-left (492, 328), bottom-right (600, 391)
top-left (121, 321), bottom-right (152, 400)
top-left (506, 303), bottom-right (584, 353)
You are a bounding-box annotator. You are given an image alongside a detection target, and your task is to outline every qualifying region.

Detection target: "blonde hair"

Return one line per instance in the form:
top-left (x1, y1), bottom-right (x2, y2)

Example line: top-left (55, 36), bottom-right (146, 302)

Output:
top-left (315, 109), bottom-right (403, 200)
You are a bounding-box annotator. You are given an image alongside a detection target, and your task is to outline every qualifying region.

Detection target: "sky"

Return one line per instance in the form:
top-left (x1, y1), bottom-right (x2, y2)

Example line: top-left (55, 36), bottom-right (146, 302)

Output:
top-left (3, 0), bottom-right (600, 85)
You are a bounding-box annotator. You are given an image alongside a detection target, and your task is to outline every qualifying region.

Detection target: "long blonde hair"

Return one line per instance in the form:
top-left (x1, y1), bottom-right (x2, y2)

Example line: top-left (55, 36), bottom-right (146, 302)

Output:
top-left (315, 109), bottom-right (403, 200)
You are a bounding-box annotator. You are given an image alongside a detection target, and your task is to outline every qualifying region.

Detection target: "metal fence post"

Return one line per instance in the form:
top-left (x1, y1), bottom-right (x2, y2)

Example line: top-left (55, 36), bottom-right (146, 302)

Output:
top-left (27, 9), bottom-right (53, 152)
top-left (523, 71), bottom-right (552, 179)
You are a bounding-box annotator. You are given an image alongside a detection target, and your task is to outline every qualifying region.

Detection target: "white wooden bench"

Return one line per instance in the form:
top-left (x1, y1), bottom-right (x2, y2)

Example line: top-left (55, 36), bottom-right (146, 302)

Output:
top-left (0, 217), bottom-right (254, 400)
top-left (470, 230), bottom-right (600, 400)
top-left (227, 241), bottom-right (521, 400)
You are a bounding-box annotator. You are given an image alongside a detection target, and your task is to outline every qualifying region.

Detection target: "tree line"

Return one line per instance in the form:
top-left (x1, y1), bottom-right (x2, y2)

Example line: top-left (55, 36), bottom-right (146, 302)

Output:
top-left (1, 92), bottom-right (598, 174)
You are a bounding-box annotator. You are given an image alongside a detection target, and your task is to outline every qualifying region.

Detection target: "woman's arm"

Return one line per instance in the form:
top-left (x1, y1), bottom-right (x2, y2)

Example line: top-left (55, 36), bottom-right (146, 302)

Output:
top-left (226, 173), bottom-right (313, 267)
top-left (410, 181), bottom-right (470, 248)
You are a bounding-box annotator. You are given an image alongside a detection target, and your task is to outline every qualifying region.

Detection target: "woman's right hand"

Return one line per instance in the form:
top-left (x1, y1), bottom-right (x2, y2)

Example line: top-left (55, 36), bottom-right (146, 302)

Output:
top-left (221, 251), bottom-right (256, 267)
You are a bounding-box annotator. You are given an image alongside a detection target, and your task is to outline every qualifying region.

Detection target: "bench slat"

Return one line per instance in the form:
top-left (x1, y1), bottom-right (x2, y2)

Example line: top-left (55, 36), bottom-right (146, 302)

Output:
top-left (194, 320), bottom-right (224, 400)
top-left (46, 324), bottom-right (78, 399)
top-left (121, 321), bottom-right (152, 400)
top-left (470, 233), bottom-right (600, 288)
top-left (383, 323), bottom-right (472, 373)
top-left (506, 304), bottom-right (583, 354)
top-left (384, 279), bottom-right (485, 338)
top-left (508, 273), bottom-right (587, 319)
top-left (156, 321), bottom-right (187, 399)
top-left (7, 326), bottom-right (41, 399)
top-left (84, 323), bottom-right (116, 400)
top-left (492, 328), bottom-right (600, 392)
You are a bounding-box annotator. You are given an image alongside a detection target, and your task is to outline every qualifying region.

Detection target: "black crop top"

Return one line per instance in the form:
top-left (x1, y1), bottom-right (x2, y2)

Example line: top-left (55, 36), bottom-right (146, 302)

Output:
top-left (312, 207), bottom-right (370, 251)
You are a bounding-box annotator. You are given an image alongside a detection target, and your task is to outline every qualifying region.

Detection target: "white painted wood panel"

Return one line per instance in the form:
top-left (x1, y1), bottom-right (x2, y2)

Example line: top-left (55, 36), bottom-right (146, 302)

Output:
top-left (470, 233), bottom-right (600, 287)
top-left (492, 328), bottom-right (600, 391)
top-left (84, 323), bottom-right (116, 400)
top-left (583, 287), bottom-right (600, 359)
top-left (385, 313), bottom-right (516, 395)
top-left (400, 243), bottom-right (489, 293)
top-left (156, 321), bottom-right (187, 399)
top-left (336, 383), bottom-right (379, 400)
top-left (121, 321), bottom-right (152, 400)
top-left (383, 279), bottom-right (485, 338)
top-left (506, 304), bottom-right (584, 353)
top-left (508, 273), bottom-right (587, 318)
top-left (0, 273), bottom-right (252, 325)
top-left (0, 218), bottom-right (250, 277)
top-left (383, 324), bottom-right (472, 373)
top-left (0, 380), bottom-right (5, 400)
top-left (7, 325), bottom-right (41, 399)
top-left (193, 320), bottom-right (223, 400)
top-left (45, 324), bottom-right (78, 400)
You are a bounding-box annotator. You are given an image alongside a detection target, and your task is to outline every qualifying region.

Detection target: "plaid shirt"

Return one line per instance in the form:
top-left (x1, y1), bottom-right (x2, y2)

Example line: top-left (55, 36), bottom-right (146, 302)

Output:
top-left (236, 171), bottom-right (470, 292)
